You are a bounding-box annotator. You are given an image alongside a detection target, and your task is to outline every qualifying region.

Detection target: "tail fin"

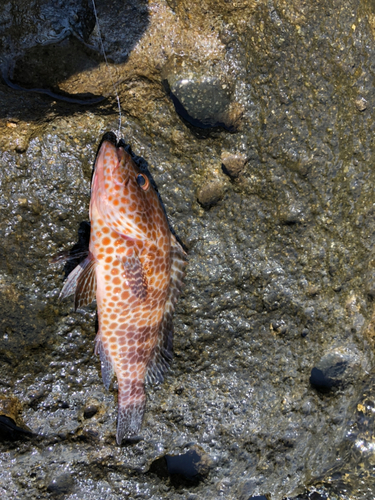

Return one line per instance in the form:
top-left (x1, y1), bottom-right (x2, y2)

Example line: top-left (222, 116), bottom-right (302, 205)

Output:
top-left (116, 399), bottom-right (146, 445)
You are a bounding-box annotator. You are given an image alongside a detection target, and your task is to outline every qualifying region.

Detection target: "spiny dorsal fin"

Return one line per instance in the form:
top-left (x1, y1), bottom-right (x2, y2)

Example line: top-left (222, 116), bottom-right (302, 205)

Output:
top-left (120, 252), bottom-right (148, 302)
top-left (146, 235), bottom-right (187, 384)
top-left (168, 235), bottom-right (187, 307)
top-left (59, 253), bottom-right (97, 310)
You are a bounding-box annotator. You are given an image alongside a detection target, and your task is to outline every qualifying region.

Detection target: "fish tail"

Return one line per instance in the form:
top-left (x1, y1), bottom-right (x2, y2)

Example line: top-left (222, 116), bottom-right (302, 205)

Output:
top-left (116, 378), bottom-right (146, 444)
top-left (116, 398), bottom-right (146, 444)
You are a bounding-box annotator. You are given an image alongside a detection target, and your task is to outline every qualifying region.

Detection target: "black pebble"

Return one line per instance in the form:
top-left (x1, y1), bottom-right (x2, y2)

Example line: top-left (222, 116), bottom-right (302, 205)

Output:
top-left (47, 473), bottom-right (74, 495)
top-left (310, 362), bottom-right (347, 392)
top-left (83, 405), bottom-right (98, 419)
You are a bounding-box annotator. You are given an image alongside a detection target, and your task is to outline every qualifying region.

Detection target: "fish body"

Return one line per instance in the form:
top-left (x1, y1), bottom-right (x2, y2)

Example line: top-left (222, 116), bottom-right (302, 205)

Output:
top-left (61, 132), bottom-right (186, 443)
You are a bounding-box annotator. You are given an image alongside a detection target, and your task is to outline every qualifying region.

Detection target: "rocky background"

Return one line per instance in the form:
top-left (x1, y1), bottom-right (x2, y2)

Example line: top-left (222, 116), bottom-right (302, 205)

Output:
top-left (1, 0), bottom-right (375, 498)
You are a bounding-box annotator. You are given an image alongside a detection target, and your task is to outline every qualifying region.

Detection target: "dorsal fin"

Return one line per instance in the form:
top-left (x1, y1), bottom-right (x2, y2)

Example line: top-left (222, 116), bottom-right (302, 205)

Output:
top-left (59, 253), bottom-right (97, 311)
top-left (146, 236), bottom-right (187, 384)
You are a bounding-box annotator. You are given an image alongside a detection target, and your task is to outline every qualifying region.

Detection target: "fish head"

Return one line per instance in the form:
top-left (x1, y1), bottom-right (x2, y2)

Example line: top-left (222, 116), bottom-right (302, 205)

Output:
top-left (91, 133), bottom-right (170, 243)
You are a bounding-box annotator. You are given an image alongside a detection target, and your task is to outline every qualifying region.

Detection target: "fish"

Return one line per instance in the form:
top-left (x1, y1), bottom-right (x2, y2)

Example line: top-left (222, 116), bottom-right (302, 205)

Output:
top-left (60, 131), bottom-right (187, 444)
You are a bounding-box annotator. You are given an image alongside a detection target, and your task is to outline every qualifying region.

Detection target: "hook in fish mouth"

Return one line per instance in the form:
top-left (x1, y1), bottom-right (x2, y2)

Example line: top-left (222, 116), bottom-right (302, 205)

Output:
top-left (99, 132), bottom-right (129, 152)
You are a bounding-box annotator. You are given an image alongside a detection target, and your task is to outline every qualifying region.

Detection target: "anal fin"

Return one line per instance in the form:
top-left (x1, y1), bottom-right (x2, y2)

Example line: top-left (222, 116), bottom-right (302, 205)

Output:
top-left (95, 336), bottom-right (115, 390)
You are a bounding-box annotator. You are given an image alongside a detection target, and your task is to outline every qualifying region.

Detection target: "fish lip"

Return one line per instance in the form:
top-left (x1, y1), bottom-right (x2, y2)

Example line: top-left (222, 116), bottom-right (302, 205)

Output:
top-left (91, 132), bottom-right (117, 187)
top-left (91, 133), bottom-right (130, 190)
top-left (101, 131), bottom-right (117, 146)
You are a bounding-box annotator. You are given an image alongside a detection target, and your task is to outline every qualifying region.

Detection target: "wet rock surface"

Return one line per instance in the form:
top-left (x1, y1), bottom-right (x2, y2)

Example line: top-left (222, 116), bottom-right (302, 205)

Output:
top-left (1, 0), bottom-right (375, 499)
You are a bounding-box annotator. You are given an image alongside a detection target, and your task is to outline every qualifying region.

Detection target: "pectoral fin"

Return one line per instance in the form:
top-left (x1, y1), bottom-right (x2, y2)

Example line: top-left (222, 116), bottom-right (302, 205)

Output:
top-left (119, 253), bottom-right (148, 302)
top-left (59, 253), bottom-right (97, 311)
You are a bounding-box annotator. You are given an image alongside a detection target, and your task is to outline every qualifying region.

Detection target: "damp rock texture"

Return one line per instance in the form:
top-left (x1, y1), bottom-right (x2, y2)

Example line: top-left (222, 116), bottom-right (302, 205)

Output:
top-left (2, 0), bottom-right (375, 499)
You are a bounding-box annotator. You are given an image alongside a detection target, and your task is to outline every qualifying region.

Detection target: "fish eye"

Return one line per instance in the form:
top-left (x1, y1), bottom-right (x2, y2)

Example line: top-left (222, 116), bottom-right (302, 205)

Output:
top-left (136, 173), bottom-right (149, 190)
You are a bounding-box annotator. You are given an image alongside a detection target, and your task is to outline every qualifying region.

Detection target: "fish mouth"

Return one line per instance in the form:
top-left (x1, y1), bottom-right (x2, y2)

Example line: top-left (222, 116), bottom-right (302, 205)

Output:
top-left (101, 131), bottom-right (117, 146)
top-left (91, 132), bottom-right (116, 186)
top-left (91, 132), bottom-right (127, 189)
top-left (100, 132), bottom-right (126, 165)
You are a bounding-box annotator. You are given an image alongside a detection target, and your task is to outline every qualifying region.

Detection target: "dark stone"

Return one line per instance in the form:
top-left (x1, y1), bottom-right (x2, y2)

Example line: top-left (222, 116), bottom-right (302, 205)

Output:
top-left (83, 404), bottom-right (98, 419)
top-left (165, 449), bottom-right (201, 479)
top-left (310, 350), bottom-right (362, 393)
top-left (47, 472), bottom-right (74, 495)
top-left (310, 367), bottom-right (336, 392)
top-left (149, 448), bottom-right (211, 487)
top-left (169, 76), bottom-right (232, 129)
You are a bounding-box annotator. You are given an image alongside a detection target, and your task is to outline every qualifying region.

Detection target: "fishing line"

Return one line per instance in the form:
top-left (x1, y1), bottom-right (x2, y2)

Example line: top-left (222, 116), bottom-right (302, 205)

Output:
top-left (90, 0), bottom-right (122, 139)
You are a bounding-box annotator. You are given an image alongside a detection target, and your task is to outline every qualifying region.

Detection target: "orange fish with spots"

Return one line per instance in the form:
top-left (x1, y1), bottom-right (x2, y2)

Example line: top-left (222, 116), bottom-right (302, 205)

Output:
top-left (60, 132), bottom-right (187, 444)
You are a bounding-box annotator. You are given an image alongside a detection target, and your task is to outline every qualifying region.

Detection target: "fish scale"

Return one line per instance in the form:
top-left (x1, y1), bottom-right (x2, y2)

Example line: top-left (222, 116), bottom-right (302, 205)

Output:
top-left (60, 132), bottom-right (187, 444)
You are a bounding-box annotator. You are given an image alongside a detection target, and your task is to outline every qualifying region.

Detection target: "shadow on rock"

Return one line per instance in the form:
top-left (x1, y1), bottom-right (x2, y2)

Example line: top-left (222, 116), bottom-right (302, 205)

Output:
top-left (0, 0), bottom-right (149, 117)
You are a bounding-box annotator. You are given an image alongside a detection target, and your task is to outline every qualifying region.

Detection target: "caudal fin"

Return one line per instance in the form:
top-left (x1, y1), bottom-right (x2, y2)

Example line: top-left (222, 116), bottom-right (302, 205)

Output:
top-left (116, 399), bottom-right (145, 445)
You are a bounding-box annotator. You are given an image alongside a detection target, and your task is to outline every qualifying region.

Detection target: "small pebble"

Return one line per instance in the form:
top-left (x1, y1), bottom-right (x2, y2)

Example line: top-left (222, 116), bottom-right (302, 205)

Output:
top-left (83, 400), bottom-right (99, 418)
top-left (355, 97), bottom-right (367, 111)
top-left (197, 179), bottom-right (225, 208)
top-left (221, 152), bottom-right (248, 178)
top-left (301, 329), bottom-right (309, 338)
top-left (270, 320), bottom-right (288, 334)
